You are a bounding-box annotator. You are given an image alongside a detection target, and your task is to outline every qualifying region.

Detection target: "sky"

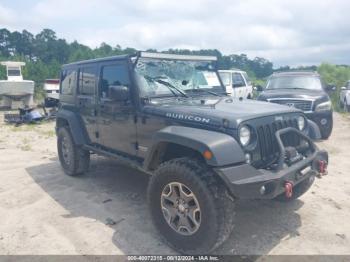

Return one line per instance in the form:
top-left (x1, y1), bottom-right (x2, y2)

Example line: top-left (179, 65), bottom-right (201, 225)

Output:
top-left (0, 0), bottom-right (349, 67)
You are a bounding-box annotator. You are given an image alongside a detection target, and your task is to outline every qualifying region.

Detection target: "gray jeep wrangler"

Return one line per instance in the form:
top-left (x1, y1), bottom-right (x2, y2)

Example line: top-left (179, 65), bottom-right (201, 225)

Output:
top-left (56, 52), bottom-right (329, 254)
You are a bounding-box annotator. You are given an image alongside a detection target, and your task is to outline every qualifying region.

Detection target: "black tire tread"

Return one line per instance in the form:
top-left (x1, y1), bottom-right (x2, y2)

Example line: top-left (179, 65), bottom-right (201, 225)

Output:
top-left (57, 127), bottom-right (90, 176)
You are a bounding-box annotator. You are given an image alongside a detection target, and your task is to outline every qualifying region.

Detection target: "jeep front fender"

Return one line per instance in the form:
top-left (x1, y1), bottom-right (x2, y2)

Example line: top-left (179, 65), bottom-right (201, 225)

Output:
top-left (56, 109), bottom-right (89, 145)
top-left (306, 119), bottom-right (322, 141)
top-left (144, 126), bottom-right (245, 169)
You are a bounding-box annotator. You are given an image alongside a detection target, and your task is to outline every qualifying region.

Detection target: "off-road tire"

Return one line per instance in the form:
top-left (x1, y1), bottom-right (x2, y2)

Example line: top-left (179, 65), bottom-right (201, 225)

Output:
top-left (57, 127), bottom-right (90, 176)
top-left (147, 158), bottom-right (235, 254)
top-left (275, 175), bottom-right (315, 202)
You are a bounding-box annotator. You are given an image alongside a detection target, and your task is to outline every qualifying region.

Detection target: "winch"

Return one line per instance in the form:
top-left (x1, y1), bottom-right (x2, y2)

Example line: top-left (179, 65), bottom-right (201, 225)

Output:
top-left (284, 146), bottom-right (304, 166)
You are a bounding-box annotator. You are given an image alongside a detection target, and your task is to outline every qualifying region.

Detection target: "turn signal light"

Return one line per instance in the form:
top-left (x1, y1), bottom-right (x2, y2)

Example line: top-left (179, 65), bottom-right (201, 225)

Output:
top-left (203, 150), bottom-right (213, 160)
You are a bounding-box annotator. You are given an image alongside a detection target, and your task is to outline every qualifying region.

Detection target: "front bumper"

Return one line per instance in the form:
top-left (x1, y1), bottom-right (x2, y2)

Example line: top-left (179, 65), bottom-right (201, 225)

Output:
top-left (215, 127), bottom-right (328, 199)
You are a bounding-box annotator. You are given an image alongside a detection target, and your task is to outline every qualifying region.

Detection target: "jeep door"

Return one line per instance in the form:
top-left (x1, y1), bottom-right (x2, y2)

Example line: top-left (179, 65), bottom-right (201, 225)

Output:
top-left (97, 61), bottom-right (137, 155)
top-left (77, 66), bottom-right (99, 144)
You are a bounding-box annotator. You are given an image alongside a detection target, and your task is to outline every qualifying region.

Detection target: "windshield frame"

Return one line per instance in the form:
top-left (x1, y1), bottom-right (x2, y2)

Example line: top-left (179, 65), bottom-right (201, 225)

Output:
top-left (132, 56), bottom-right (226, 99)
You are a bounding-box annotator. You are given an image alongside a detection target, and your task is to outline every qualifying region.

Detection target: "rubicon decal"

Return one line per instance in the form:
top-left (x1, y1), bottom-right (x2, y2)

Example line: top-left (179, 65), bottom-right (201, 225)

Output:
top-left (166, 112), bottom-right (211, 123)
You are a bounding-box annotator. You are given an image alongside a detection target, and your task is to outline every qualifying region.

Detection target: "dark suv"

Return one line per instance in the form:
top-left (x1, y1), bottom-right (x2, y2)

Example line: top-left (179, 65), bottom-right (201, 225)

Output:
top-left (56, 52), bottom-right (328, 254)
top-left (257, 71), bottom-right (333, 139)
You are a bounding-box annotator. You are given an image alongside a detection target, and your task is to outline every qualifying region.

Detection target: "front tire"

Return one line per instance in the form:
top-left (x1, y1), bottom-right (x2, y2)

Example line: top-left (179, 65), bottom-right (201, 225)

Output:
top-left (319, 116), bottom-right (333, 140)
top-left (275, 176), bottom-right (315, 202)
top-left (147, 158), bottom-right (235, 254)
top-left (344, 99), bottom-right (350, 112)
top-left (57, 127), bottom-right (90, 176)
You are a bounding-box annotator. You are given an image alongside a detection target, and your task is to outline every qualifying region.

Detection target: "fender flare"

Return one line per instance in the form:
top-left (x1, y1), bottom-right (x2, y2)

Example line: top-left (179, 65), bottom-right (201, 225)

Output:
top-left (306, 119), bottom-right (322, 141)
top-left (143, 126), bottom-right (246, 170)
top-left (56, 109), bottom-right (89, 145)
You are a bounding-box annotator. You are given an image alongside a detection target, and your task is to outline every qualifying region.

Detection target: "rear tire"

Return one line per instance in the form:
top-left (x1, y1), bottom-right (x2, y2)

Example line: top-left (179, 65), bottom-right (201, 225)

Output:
top-left (147, 158), bottom-right (235, 254)
top-left (57, 127), bottom-right (90, 176)
top-left (275, 176), bottom-right (315, 202)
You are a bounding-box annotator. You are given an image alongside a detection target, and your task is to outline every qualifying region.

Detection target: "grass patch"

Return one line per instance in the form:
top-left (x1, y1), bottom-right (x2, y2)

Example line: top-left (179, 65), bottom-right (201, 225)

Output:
top-left (19, 137), bottom-right (32, 151)
top-left (41, 130), bottom-right (55, 138)
top-left (20, 144), bottom-right (32, 151)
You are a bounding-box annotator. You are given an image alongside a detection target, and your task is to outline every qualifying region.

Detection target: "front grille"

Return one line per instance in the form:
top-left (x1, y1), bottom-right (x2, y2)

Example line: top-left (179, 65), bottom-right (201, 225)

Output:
top-left (269, 99), bottom-right (313, 112)
top-left (254, 119), bottom-right (299, 168)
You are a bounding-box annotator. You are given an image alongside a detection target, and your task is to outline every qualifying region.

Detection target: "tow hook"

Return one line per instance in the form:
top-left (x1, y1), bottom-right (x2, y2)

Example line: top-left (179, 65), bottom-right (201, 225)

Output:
top-left (284, 181), bottom-right (293, 198)
top-left (317, 160), bottom-right (328, 177)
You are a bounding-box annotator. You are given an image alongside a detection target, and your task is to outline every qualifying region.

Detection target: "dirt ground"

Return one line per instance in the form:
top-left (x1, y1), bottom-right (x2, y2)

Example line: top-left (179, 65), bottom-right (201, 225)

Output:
top-left (0, 112), bottom-right (349, 255)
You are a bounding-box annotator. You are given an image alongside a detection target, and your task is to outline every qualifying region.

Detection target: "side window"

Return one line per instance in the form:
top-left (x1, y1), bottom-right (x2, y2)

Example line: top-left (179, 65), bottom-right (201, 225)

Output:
top-left (79, 66), bottom-right (97, 95)
top-left (232, 73), bottom-right (245, 88)
top-left (100, 64), bottom-right (130, 99)
top-left (61, 69), bottom-right (77, 95)
top-left (219, 72), bottom-right (231, 86)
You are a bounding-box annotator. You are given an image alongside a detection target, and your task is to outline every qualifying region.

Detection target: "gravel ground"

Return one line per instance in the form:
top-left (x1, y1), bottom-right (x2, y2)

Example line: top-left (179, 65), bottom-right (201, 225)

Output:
top-left (0, 112), bottom-right (349, 255)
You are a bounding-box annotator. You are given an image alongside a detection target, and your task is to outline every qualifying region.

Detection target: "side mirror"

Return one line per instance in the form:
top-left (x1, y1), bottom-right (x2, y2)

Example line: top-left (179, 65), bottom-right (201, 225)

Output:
top-left (109, 85), bottom-right (130, 101)
top-left (326, 84), bottom-right (336, 92)
top-left (255, 85), bottom-right (263, 92)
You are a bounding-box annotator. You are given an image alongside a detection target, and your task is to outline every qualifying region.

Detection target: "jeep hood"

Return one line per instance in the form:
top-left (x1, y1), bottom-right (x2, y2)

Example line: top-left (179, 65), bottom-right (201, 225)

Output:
top-left (143, 97), bottom-right (301, 129)
top-left (258, 88), bottom-right (326, 101)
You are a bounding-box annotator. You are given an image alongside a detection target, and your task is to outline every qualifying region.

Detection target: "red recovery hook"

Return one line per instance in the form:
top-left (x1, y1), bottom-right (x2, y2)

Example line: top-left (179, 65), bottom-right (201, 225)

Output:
top-left (284, 181), bottom-right (293, 198)
top-left (318, 160), bottom-right (328, 176)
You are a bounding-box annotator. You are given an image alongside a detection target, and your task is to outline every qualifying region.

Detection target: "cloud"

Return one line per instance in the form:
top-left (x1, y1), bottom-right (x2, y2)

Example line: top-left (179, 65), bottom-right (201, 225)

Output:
top-left (1, 0), bottom-right (350, 66)
top-left (0, 4), bottom-right (16, 28)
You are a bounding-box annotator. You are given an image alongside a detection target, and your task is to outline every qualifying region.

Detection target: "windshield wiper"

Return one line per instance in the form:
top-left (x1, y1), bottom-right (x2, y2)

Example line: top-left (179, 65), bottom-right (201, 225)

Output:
top-left (185, 88), bottom-right (221, 97)
top-left (155, 79), bottom-right (189, 98)
top-left (144, 75), bottom-right (188, 98)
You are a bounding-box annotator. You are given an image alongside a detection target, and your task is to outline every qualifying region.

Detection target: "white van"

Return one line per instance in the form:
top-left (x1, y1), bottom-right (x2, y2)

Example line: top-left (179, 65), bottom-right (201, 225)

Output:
top-left (218, 69), bottom-right (253, 99)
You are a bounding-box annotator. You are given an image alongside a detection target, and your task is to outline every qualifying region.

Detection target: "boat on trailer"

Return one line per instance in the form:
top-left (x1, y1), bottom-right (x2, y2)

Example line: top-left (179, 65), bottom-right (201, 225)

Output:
top-left (0, 61), bottom-right (34, 109)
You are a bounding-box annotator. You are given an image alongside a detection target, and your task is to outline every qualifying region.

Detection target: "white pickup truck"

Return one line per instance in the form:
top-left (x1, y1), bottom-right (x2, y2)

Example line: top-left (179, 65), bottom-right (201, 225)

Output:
top-left (218, 69), bottom-right (253, 99)
top-left (340, 80), bottom-right (350, 111)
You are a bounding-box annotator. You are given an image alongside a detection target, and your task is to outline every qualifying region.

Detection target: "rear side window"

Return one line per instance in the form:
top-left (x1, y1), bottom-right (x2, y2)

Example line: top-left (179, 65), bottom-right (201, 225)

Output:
top-left (100, 64), bottom-right (130, 99)
top-left (232, 73), bottom-right (245, 87)
top-left (219, 72), bottom-right (231, 86)
top-left (79, 66), bottom-right (97, 95)
top-left (61, 69), bottom-right (77, 95)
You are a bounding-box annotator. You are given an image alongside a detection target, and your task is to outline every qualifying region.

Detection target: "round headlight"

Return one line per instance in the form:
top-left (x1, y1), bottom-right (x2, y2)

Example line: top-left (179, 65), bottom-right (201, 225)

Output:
top-left (239, 125), bottom-right (251, 146)
top-left (298, 116), bottom-right (306, 130)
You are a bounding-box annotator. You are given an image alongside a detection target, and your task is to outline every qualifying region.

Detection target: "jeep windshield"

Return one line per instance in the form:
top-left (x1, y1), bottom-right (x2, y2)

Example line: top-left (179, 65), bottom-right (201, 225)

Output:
top-left (134, 57), bottom-right (225, 98)
top-left (266, 75), bottom-right (323, 90)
